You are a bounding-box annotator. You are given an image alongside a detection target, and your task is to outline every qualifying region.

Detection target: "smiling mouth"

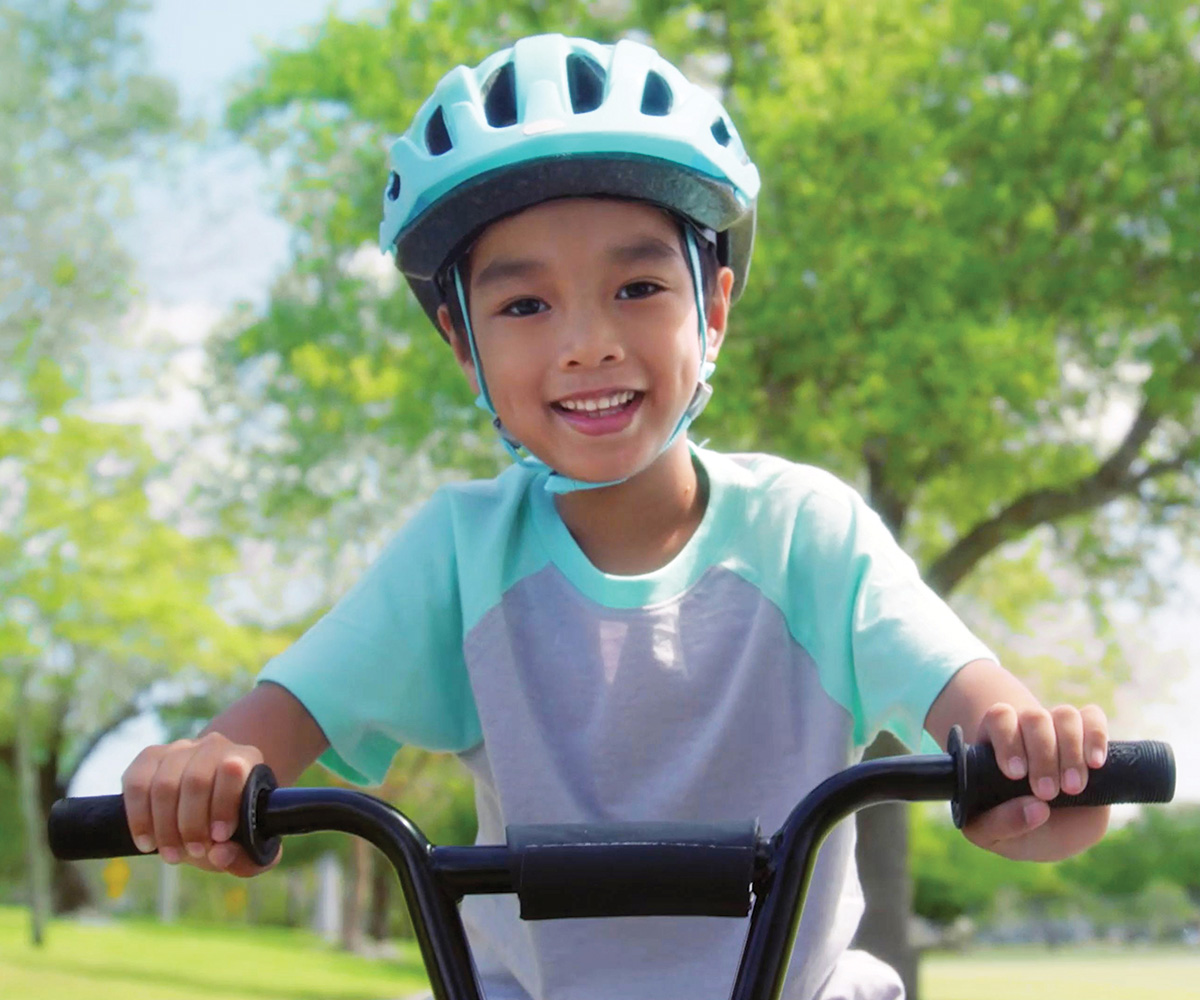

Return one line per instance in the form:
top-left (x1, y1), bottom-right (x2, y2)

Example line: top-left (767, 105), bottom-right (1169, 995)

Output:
top-left (551, 390), bottom-right (644, 418)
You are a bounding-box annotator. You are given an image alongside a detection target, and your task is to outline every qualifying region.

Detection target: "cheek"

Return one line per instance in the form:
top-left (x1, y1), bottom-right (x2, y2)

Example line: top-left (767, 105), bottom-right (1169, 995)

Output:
top-left (475, 340), bottom-right (536, 410)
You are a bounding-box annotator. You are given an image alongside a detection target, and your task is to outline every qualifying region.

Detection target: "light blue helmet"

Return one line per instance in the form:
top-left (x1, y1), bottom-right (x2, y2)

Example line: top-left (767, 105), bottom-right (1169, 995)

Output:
top-left (379, 33), bottom-right (761, 336)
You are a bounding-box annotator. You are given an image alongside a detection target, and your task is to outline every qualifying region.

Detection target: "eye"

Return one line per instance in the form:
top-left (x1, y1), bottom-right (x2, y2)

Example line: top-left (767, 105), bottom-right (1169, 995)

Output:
top-left (617, 281), bottom-right (663, 300)
top-left (500, 297), bottom-right (547, 318)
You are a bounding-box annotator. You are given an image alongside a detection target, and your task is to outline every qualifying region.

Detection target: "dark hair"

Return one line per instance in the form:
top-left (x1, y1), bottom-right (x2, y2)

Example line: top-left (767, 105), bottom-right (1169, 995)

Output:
top-left (442, 213), bottom-right (722, 342)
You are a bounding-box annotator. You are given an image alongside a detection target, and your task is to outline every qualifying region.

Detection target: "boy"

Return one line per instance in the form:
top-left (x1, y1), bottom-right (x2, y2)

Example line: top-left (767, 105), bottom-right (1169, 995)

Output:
top-left (122, 34), bottom-right (1110, 1000)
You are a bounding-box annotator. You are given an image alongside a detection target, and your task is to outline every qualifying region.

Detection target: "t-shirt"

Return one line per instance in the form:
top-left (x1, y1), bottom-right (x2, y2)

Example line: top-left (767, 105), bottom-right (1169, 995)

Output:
top-left (258, 444), bottom-right (994, 1000)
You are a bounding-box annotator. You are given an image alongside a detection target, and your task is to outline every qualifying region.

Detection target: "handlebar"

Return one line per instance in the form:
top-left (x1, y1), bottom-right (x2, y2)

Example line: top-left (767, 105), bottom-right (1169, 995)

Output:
top-left (47, 727), bottom-right (1175, 1000)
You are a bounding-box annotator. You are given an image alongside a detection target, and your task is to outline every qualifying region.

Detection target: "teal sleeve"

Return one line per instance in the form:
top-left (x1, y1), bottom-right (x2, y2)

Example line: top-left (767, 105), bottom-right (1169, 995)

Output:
top-left (790, 478), bottom-right (996, 752)
top-left (257, 489), bottom-right (482, 785)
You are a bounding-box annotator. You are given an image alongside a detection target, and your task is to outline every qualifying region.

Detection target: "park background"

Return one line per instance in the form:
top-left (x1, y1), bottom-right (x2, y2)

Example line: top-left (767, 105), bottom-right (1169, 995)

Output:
top-left (3, 0), bottom-right (1200, 997)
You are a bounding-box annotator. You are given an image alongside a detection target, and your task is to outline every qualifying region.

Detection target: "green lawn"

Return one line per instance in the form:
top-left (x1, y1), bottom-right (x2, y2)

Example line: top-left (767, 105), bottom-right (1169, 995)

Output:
top-left (7, 906), bottom-right (1200, 999)
top-left (0, 906), bottom-right (428, 1000)
top-left (922, 946), bottom-right (1200, 1000)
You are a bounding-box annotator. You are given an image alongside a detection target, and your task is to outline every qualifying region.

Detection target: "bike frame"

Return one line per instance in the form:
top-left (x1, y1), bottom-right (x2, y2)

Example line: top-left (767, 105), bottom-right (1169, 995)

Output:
top-left (251, 752), bottom-right (958, 1000)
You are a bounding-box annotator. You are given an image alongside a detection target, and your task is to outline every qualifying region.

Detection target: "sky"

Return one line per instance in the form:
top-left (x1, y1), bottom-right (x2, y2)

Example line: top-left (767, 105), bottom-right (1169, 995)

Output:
top-left (72, 0), bottom-right (1200, 807)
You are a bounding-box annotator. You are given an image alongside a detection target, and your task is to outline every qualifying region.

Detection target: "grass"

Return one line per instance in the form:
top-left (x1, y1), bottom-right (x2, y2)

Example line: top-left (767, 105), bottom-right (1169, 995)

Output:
top-left (0, 905), bottom-right (428, 1000)
top-left (7, 905), bottom-right (1200, 999)
top-left (922, 945), bottom-right (1200, 1000)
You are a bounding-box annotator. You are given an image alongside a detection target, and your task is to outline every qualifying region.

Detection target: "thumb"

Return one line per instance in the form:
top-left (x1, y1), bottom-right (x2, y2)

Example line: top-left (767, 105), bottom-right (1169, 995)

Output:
top-left (962, 795), bottom-right (1050, 849)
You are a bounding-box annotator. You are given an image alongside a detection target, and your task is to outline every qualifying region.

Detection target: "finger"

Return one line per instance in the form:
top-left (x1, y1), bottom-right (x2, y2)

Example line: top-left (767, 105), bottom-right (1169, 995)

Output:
top-left (1018, 708), bottom-right (1059, 800)
top-left (176, 738), bottom-right (233, 860)
top-left (221, 842), bottom-right (284, 879)
top-left (122, 747), bottom-right (168, 855)
top-left (962, 795), bottom-right (1051, 849)
top-left (148, 741), bottom-right (197, 865)
top-left (978, 805), bottom-right (1111, 863)
top-left (1051, 705), bottom-right (1086, 795)
top-left (1081, 704), bottom-right (1109, 769)
top-left (978, 703), bottom-right (1025, 780)
top-left (208, 750), bottom-right (262, 851)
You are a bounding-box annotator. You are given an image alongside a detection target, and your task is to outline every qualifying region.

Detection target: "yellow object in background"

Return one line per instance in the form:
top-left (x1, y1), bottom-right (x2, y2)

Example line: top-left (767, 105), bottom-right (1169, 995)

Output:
top-left (224, 886), bottom-right (248, 919)
top-left (102, 858), bottom-right (130, 900)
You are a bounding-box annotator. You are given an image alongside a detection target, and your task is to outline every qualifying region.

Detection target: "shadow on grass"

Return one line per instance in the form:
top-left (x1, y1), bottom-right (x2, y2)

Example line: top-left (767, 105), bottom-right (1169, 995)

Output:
top-left (2, 951), bottom-right (426, 1000)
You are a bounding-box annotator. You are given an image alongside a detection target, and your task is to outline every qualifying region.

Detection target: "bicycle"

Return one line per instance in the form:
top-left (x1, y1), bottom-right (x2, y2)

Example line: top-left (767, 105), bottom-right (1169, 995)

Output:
top-left (48, 725), bottom-right (1175, 1000)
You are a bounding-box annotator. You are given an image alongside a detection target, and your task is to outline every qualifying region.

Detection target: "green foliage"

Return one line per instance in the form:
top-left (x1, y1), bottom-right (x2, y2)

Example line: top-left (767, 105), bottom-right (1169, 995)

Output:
top-left (910, 804), bottom-right (1072, 923)
top-left (0, 0), bottom-right (179, 408)
top-left (913, 804), bottom-right (1200, 927)
top-left (0, 12), bottom-right (284, 921)
top-left (205, 0), bottom-right (1199, 666)
top-left (1060, 805), bottom-right (1200, 900)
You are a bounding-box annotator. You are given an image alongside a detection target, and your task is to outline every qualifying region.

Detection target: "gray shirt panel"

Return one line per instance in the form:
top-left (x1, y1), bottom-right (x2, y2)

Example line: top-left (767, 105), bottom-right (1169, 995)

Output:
top-left (457, 563), bottom-right (871, 1000)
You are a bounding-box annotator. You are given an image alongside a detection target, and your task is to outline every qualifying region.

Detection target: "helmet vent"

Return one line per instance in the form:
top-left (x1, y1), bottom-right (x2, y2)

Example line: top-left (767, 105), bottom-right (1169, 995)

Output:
top-left (710, 116), bottom-right (732, 146)
top-left (386, 171), bottom-right (401, 200)
top-left (425, 107), bottom-right (452, 155)
top-left (482, 62), bottom-right (518, 127)
top-left (640, 71), bottom-right (673, 116)
top-left (566, 53), bottom-right (606, 113)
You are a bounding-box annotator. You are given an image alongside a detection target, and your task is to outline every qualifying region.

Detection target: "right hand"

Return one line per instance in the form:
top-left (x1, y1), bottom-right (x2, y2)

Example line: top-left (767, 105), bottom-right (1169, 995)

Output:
top-left (122, 732), bottom-right (279, 877)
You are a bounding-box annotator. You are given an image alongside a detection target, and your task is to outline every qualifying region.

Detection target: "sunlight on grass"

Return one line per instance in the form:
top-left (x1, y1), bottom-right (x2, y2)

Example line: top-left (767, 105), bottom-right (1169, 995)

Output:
top-left (10, 905), bottom-right (1200, 1000)
top-left (0, 905), bottom-right (428, 1000)
top-left (923, 946), bottom-right (1200, 1000)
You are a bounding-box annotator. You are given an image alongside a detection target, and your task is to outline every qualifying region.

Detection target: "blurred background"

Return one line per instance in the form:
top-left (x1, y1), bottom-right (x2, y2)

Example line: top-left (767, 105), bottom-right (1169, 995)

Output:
top-left (3, 1), bottom-right (1199, 998)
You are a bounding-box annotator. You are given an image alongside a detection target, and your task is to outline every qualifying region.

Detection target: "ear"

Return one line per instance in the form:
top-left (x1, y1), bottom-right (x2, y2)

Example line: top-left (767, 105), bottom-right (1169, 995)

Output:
top-left (438, 304), bottom-right (481, 396)
top-left (703, 266), bottom-right (735, 363)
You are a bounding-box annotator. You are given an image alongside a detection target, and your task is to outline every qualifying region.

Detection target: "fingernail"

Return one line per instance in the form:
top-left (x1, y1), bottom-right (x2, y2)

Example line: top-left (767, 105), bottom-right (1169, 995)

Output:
top-left (211, 821), bottom-right (230, 843)
top-left (134, 835), bottom-right (155, 854)
top-left (1090, 748), bottom-right (1105, 768)
top-left (1063, 768), bottom-right (1082, 794)
top-left (1008, 757), bottom-right (1026, 779)
top-left (160, 846), bottom-right (182, 864)
top-left (1036, 777), bottom-right (1056, 799)
top-left (1024, 801), bottom-right (1049, 826)
top-left (185, 842), bottom-right (206, 859)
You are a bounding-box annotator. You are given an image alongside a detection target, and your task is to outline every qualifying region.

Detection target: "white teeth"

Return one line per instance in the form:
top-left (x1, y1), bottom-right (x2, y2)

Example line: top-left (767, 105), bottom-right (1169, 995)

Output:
top-left (558, 390), bottom-right (636, 412)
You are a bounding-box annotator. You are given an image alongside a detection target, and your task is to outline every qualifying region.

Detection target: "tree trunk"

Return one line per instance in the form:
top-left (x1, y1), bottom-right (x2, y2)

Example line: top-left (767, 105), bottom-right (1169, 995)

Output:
top-left (37, 751), bottom-right (93, 913)
top-left (852, 732), bottom-right (917, 999)
top-left (341, 838), bottom-right (371, 952)
top-left (15, 670), bottom-right (52, 947)
top-left (368, 849), bottom-right (391, 941)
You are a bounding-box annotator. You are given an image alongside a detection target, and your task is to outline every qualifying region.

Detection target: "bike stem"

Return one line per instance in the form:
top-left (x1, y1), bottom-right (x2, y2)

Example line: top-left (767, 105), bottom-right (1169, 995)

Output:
top-left (260, 755), bottom-right (957, 1000)
top-left (733, 753), bottom-right (956, 1000)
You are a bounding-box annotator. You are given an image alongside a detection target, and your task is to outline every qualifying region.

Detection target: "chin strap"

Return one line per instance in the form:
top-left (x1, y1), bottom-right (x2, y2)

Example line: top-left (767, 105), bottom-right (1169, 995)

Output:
top-left (454, 226), bottom-right (715, 495)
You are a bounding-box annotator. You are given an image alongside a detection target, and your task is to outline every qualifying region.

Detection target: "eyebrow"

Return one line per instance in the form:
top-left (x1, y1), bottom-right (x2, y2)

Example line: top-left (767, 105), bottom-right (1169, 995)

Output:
top-left (472, 235), bottom-right (682, 291)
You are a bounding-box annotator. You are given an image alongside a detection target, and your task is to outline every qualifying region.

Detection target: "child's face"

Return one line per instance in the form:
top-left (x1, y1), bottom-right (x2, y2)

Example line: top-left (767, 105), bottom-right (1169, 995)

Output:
top-left (439, 198), bottom-right (732, 485)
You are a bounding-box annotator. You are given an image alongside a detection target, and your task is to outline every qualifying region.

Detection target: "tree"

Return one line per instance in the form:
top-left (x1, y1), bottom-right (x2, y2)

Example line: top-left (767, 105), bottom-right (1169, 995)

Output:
top-left (207, 1), bottom-right (1200, 993)
top-left (0, 378), bottom-right (278, 938)
top-left (0, 0), bottom-right (290, 942)
top-left (1, 0), bottom-right (178, 410)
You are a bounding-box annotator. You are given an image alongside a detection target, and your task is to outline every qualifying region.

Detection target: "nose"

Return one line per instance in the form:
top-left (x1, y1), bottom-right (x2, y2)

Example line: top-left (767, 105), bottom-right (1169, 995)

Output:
top-left (556, 316), bottom-right (624, 369)
top-left (558, 312), bottom-right (625, 370)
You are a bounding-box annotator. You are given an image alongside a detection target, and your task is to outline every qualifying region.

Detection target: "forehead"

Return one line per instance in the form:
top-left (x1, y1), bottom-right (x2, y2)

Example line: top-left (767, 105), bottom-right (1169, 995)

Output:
top-left (469, 198), bottom-right (682, 273)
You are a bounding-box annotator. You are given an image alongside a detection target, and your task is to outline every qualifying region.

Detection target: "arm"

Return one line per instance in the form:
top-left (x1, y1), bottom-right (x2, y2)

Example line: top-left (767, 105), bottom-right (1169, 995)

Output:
top-left (924, 658), bottom-right (1110, 862)
top-left (200, 681), bottom-right (329, 785)
top-left (122, 681), bottom-right (329, 878)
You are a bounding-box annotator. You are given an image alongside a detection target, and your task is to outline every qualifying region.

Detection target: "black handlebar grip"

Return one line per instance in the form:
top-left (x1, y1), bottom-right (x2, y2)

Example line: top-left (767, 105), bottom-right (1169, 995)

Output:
top-left (948, 725), bottom-right (1175, 828)
top-left (48, 763), bottom-right (282, 867)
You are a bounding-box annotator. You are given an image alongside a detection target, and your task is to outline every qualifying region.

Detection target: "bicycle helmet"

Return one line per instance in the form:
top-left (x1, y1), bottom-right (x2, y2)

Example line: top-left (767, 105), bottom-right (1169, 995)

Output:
top-left (378, 34), bottom-right (760, 492)
top-left (379, 33), bottom-right (760, 334)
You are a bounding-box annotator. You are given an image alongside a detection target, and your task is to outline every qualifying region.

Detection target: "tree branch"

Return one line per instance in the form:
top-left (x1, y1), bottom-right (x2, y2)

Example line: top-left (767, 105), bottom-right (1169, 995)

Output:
top-left (924, 406), bottom-right (1189, 596)
top-left (59, 699), bottom-right (142, 791)
top-left (863, 436), bottom-right (910, 536)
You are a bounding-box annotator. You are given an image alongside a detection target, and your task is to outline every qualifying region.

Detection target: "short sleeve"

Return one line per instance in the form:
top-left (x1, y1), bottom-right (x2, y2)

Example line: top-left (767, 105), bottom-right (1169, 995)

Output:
top-left (258, 489), bottom-right (481, 785)
top-left (793, 479), bottom-right (996, 752)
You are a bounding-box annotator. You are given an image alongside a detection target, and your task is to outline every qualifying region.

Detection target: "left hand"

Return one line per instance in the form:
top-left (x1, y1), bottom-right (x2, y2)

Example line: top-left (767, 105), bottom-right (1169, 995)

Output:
top-left (962, 702), bottom-right (1111, 862)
